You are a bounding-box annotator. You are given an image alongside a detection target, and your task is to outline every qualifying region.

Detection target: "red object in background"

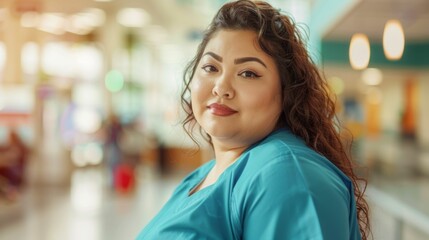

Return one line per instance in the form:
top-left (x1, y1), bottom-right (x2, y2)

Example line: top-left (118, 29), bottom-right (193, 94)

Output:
top-left (0, 112), bottom-right (31, 127)
top-left (114, 164), bottom-right (135, 194)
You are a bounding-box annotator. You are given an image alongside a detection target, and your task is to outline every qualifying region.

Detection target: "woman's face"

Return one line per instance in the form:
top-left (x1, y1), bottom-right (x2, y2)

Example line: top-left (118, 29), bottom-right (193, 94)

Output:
top-left (191, 30), bottom-right (282, 148)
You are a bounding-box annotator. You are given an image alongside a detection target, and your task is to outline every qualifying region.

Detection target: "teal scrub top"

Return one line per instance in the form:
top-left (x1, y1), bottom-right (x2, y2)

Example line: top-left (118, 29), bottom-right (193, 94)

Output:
top-left (136, 128), bottom-right (362, 239)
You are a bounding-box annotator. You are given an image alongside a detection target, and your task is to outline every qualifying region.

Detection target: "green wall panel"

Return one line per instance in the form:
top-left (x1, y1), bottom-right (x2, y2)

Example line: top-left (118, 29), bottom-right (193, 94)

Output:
top-left (322, 40), bottom-right (429, 68)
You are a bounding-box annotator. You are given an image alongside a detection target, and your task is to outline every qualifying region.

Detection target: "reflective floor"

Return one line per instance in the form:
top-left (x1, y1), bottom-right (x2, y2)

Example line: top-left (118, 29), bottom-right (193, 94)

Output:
top-left (1, 138), bottom-right (429, 240)
top-left (0, 165), bottom-right (183, 240)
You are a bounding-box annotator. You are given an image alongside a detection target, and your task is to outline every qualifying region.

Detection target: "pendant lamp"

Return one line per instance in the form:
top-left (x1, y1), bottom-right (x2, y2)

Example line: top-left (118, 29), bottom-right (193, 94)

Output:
top-left (349, 33), bottom-right (370, 70)
top-left (383, 19), bottom-right (405, 60)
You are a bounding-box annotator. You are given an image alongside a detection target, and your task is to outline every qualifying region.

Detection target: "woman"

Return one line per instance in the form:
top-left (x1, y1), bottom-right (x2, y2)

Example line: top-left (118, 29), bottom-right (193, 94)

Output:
top-left (137, 0), bottom-right (369, 239)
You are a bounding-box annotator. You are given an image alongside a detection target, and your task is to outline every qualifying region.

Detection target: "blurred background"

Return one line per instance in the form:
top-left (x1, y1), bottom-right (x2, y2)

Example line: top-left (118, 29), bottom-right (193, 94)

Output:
top-left (0, 0), bottom-right (428, 239)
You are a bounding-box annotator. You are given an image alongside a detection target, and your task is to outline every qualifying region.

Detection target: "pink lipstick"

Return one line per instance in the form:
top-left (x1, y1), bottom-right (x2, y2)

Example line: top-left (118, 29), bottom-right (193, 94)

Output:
top-left (208, 103), bottom-right (237, 116)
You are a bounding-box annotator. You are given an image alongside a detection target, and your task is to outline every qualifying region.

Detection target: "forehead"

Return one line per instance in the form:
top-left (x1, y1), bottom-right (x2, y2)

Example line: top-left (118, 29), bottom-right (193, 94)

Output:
top-left (204, 29), bottom-right (268, 58)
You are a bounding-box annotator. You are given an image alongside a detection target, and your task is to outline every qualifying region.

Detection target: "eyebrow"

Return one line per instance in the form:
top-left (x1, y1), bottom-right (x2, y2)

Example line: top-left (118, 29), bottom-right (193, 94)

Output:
top-left (234, 57), bottom-right (267, 68)
top-left (203, 52), bottom-right (223, 62)
top-left (202, 51), bottom-right (267, 68)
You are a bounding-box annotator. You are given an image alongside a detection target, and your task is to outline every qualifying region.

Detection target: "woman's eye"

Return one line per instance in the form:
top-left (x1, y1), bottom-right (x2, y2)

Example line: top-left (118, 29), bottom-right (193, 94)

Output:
top-left (239, 71), bottom-right (260, 79)
top-left (202, 65), bottom-right (218, 73)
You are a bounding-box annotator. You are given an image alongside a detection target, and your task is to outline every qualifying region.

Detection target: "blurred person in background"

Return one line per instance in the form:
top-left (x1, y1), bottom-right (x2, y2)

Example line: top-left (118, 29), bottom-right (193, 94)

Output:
top-left (115, 118), bottom-right (146, 193)
top-left (0, 128), bottom-right (29, 202)
top-left (136, 0), bottom-right (370, 239)
top-left (103, 114), bottom-right (123, 189)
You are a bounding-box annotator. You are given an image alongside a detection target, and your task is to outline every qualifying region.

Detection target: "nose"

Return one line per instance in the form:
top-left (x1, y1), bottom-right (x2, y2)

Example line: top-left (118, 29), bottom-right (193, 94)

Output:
top-left (212, 76), bottom-right (234, 99)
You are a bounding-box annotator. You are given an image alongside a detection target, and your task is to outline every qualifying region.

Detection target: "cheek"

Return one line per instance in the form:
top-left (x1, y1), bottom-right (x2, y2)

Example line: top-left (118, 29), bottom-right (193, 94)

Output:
top-left (245, 87), bottom-right (282, 113)
top-left (191, 76), bottom-right (213, 98)
top-left (190, 78), bottom-right (211, 112)
top-left (190, 80), bottom-right (202, 105)
top-left (267, 83), bottom-right (283, 112)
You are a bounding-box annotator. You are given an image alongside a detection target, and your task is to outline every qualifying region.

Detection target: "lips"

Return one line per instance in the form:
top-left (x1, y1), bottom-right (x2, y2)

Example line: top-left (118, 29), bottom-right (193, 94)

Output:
top-left (207, 103), bottom-right (237, 116)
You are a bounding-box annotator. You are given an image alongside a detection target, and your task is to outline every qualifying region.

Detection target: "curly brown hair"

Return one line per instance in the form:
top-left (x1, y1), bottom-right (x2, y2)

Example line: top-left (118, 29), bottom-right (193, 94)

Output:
top-left (181, 0), bottom-right (370, 239)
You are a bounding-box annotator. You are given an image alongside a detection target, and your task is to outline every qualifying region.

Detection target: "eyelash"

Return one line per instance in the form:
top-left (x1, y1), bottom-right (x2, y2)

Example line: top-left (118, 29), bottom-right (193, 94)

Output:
top-left (201, 65), bottom-right (261, 79)
top-left (202, 65), bottom-right (218, 73)
top-left (239, 70), bottom-right (261, 79)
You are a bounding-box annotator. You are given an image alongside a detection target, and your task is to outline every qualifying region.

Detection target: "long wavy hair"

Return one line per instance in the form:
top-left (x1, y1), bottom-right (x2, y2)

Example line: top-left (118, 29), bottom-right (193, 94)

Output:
top-left (181, 0), bottom-right (370, 238)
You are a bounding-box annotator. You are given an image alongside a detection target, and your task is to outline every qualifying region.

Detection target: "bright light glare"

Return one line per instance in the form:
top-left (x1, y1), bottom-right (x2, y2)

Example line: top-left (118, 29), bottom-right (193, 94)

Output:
top-left (349, 33), bottom-right (370, 70)
top-left (42, 42), bottom-right (73, 77)
top-left (74, 46), bottom-right (103, 81)
top-left (0, 85), bottom-right (33, 111)
top-left (73, 107), bottom-right (102, 134)
top-left (38, 13), bottom-right (66, 35)
top-left (117, 8), bottom-right (150, 28)
top-left (22, 42), bottom-right (39, 75)
top-left (82, 8), bottom-right (106, 27)
top-left (71, 143), bottom-right (103, 167)
top-left (383, 19), bottom-right (405, 60)
top-left (73, 83), bottom-right (102, 108)
top-left (83, 143), bottom-right (103, 165)
top-left (70, 169), bottom-right (103, 213)
top-left (72, 145), bottom-right (86, 167)
top-left (66, 8), bottom-right (105, 35)
top-left (67, 15), bottom-right (93, 35)
top-left (42, 43), bottom-right (103, 80)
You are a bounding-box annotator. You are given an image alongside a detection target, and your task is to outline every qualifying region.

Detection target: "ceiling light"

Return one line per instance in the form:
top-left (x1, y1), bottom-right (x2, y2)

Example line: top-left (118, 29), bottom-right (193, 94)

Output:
top-left (67, 15), bottom-right (94, 35)
top-left (37, 13), bottom-right (66, 35)
top-left (117, 8), bottom-right (150, 28)
top-left (80, 8), bottom-right (106, 27)
top-left (66, 8), bottom-right (105, 35)
top-left (73, 107), bottom-right (102, 134)
top-left (383, 19), bottom-right (405, 60)
top-left (349, 33), bottom-right (370, 70)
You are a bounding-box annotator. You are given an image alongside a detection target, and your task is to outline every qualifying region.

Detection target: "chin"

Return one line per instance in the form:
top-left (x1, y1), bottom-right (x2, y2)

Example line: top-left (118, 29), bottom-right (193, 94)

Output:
top-left (204, 126), bottom-right (236, 140)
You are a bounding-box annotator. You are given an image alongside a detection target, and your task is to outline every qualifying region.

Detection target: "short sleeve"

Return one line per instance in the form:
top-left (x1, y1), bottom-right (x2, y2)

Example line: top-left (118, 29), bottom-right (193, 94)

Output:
top-left (240, 159), bottom-right (351, 240)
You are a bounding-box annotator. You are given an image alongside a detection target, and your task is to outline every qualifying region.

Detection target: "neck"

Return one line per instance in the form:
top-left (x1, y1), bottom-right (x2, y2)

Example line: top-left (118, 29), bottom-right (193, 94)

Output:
top-left (212, 141), bottom-right (248, 173)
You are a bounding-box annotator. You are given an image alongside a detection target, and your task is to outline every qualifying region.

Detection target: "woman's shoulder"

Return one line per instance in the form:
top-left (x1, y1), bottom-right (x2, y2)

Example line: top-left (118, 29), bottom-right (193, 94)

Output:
top-left (231, 131), bottom-right (357, 240)
top-left (250, 128), bottom-right (313, 155)
top-left (245, 128), bottom-right (314, 167)
top-left (240, 128), bottom-right (351, 193)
